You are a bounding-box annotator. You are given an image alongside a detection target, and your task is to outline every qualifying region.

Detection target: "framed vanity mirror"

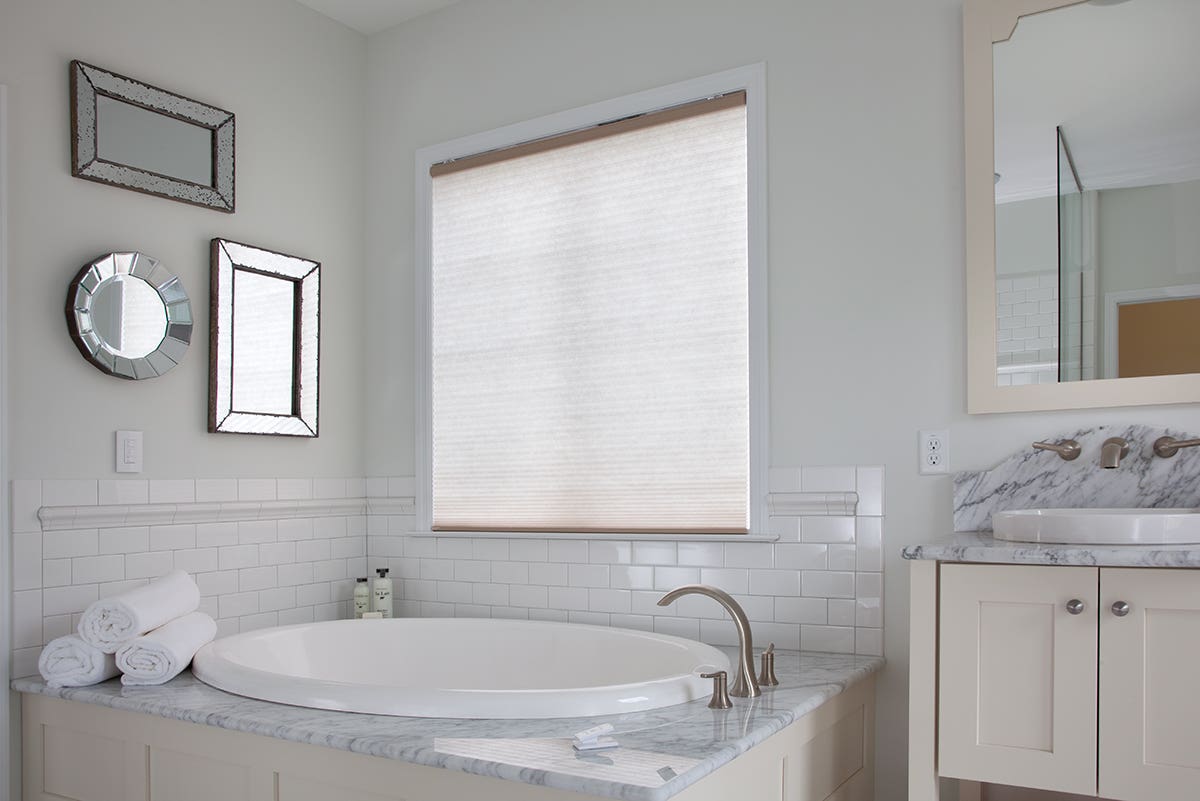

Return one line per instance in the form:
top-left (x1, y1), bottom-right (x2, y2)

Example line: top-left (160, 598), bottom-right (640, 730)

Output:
top-left (209, 239), bottom-right (320, 437)
top-left (71, 61), bottom-right (234, 212)
top-left (66, 252), bottom-right (193, 379)
top-left (965, 0), bottom-right (1200, 412)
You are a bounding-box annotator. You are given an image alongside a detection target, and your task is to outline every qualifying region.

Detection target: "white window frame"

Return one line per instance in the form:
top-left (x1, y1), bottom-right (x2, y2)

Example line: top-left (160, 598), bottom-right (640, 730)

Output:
top-left (414, 64), bottom-right (769, 538)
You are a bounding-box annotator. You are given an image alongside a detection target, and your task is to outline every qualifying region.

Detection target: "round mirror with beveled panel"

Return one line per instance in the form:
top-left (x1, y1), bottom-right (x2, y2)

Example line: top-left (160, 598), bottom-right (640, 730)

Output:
top-left (65, 251), bottom-right (193, 380)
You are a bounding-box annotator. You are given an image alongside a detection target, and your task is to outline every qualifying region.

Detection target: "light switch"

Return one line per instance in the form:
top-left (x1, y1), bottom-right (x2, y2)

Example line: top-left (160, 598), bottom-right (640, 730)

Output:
top-left (116, 430), bottom-right (143, 473)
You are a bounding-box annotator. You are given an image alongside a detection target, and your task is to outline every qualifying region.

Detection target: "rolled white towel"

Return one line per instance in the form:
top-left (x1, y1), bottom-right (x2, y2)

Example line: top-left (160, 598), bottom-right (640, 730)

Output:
top-left (116, 611), bottom-right (217, 686)
top-left (78, 569), bottom-right (200, 653)
top-left (38, 635), bottom-right (120, 688)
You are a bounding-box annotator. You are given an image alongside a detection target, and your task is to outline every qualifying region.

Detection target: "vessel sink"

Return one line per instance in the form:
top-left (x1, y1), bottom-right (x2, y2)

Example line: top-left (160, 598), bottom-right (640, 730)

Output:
top-left (992, 508), bottom-right (1200, 545)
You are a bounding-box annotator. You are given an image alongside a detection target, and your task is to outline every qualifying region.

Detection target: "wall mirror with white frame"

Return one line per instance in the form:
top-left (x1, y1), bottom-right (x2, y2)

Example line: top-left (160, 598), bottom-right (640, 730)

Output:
top-left (965, 0), bottom-right (1200, 413)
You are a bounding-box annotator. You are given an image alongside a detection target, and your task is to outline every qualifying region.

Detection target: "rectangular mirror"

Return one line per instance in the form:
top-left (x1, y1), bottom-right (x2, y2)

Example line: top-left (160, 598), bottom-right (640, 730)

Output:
top-left (966, 0), bottom-right (1200, 412)
top-left (209, 239), bottom-right (319, 437)
top-left (71, 61), bottom-right (234, 212)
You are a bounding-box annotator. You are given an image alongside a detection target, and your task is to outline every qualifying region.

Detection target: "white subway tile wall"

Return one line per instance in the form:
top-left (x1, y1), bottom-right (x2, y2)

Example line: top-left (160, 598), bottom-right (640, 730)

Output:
top-left (9, 465), bottom-right (885, 677)
top-left (363, 465), bottom-right (884, 658)
top-left (9, 477), bottom-right (366, 677)
top-left (995, 271), bottom-right (1061, 386)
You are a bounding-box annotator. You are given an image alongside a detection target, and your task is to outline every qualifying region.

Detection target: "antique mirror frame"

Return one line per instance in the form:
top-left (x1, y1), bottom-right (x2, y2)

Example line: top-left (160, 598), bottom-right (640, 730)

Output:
top-left (71, 61), bottom-right (235, 212)
top-left (65, 252), bottom-right (193, 380)
top-left (209, 239), bottom-right (320, 437)
top-left (964, 0), bottom-right (1200, 412)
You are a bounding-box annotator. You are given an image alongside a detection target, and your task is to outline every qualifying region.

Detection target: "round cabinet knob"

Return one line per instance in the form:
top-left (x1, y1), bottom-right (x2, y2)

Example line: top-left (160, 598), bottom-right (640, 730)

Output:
top-left (1066, 599), bottom-right (1086, 615)
top-left (1112, 601), bottom-right (1131, 617)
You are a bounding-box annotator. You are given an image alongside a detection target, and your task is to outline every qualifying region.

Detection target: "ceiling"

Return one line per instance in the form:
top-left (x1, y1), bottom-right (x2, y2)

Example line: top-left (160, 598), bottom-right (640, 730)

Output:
top-left (293, 0), bottom-right (459, 34)
top-left (994, 0), bottom-right (1200, 203)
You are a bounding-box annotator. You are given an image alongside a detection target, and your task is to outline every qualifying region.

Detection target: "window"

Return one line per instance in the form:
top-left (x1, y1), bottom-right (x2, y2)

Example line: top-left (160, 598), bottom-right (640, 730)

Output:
top-left (417, 67), bottom-right (766, 535)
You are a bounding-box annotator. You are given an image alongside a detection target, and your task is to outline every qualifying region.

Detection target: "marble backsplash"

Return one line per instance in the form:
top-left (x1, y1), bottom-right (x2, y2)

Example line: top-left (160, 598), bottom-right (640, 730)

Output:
top-left (954, 424), bottom-right (1200, 532)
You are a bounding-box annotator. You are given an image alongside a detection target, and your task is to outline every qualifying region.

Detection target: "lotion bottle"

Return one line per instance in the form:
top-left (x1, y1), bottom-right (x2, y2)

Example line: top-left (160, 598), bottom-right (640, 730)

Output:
top-left (372, 568), bottom-right (393, 618)
top-left (353, 577), bottom-right (370, 618)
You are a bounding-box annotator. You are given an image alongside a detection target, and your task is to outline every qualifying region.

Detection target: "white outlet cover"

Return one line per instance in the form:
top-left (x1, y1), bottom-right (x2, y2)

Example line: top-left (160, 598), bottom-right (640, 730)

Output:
top-left (919, 430), bottom-right (949, 475)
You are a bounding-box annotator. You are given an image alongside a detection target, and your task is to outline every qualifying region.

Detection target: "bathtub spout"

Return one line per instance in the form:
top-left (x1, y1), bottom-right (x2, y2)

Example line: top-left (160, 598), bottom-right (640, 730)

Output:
top-left (657, 585), bottom-right (760, 698)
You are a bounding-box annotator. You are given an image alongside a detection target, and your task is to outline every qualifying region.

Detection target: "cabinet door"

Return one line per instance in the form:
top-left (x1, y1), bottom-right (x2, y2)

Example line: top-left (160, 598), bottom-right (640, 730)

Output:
top-left (939, 564), bottom-right (1098, 795)
top-left (1100, 568), bottom-right (1200, 801)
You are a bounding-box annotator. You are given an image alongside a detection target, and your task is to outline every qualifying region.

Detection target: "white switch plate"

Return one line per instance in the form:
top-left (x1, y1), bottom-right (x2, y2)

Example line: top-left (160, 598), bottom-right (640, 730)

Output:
top-left (919, 430), bottom-right (949, 475)
top-left (116, 430), bottom-right (143, 473)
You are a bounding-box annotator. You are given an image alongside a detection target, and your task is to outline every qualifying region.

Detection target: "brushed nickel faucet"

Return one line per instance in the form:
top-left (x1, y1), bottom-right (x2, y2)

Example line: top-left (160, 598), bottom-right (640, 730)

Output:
top-left (1032, 439), bottom-right (1081, 461)
top-left (1100, 437), bottom-right (1131, 469)
top-left (657, 584), bottom-right (761, 698)
top-left (1153, 436), bottom-right (1200, 458)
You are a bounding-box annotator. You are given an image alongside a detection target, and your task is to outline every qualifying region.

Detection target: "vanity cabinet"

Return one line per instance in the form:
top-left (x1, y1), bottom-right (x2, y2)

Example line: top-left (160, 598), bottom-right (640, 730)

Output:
top-left (922, 563), bottom-right (1200, 801)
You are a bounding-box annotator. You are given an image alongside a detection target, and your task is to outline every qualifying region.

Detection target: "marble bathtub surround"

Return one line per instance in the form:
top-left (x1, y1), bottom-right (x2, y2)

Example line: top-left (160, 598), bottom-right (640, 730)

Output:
top-left (902, 533), bottom-right (1200, 568)
top-left (953, 424), bottom-right (1200, 532)
top-left (12, 649), bottom-right (883, 801)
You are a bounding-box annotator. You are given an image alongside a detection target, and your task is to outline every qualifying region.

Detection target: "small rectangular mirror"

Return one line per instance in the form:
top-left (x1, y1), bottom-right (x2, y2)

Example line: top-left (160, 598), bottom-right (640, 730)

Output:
top-left (210, 239), bottom-right (320, 437)
top-left (71, 61), bottom-right (234, 212)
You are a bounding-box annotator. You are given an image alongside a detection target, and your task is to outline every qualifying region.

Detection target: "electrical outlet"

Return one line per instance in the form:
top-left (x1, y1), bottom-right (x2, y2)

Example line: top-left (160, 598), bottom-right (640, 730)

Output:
top-left (919, 430), bottom-right (949, 475)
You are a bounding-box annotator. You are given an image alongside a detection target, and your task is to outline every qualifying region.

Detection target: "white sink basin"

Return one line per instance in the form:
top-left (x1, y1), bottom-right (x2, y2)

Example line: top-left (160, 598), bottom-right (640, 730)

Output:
top-left (993, 508), bottom-right (1200, 545)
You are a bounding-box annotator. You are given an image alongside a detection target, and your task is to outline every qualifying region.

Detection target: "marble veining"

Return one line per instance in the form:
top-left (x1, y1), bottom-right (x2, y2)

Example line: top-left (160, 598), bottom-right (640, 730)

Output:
top-left (12, 649), bottom-right (882, 801)
top-left (954, 424), bottom-right (1200, 532)
top-left (903, 532), bottom-right (1200, 567)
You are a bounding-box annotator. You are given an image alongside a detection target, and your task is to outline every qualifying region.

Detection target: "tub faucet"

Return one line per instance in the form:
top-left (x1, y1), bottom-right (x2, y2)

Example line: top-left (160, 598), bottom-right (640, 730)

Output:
top-left (1101, 437), bottom-right (1130, 469)
top-left (657, 585), bottom-right (760, 698)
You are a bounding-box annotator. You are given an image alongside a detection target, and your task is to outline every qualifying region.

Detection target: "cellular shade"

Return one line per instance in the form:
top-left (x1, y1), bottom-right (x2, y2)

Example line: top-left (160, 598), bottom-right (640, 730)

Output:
top-left (430, 94), bottom-right (749, 533)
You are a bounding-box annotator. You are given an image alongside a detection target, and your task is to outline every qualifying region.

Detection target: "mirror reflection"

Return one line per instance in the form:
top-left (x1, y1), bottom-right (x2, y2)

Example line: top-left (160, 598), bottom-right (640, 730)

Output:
top-left (231, 269), bottom-right (296, 415)
top-left (993, 0), bottom-right (1200, 386)
top-left (66, 252), bottom-right (193, 380)
top-left (96, 95), bottom-right (214, 187)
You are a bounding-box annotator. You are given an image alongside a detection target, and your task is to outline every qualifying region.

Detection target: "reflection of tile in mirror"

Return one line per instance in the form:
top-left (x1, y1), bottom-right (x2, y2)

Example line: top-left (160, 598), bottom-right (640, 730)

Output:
top-left (232, 270), bottom-right (295, 415)
top-left (96, 95), bottom-right (213, 186)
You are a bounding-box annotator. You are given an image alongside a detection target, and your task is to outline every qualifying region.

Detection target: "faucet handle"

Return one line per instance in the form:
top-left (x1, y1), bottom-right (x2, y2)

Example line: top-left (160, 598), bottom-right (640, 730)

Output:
top-left (757, 643), bottom-right (779, 687)
top-left (1032, 439), bottom-right (1081, 461)
top-left (700, 671), bottom-right (733, 709)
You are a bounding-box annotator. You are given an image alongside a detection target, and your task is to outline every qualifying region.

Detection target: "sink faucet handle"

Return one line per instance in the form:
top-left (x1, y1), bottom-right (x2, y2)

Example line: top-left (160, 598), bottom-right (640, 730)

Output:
top-left (700, 671), bottom-right (733, 709)
top-left (1032, 439), bottom-right (1081, 461)
top-left (758, 643), bottom-right (779, 687)
top-left (1153, 436), bottom-right (1200, 458)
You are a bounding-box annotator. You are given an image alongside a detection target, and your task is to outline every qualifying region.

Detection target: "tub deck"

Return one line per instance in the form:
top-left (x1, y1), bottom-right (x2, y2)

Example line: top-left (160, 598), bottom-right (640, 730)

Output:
top-left (14, 648), bottom-right (882, 801)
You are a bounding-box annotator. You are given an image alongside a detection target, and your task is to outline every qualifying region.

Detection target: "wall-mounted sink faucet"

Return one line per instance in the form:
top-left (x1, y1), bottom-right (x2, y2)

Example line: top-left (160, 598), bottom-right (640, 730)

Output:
top-left (1101, 437), bottom-right (1131, 469)
top-left (1153, 436), bottom-right (1200, 458)
top-left (657, 584), bottom-right (761, 698)
top-left (1032, 439), bottom-right (1081, 461)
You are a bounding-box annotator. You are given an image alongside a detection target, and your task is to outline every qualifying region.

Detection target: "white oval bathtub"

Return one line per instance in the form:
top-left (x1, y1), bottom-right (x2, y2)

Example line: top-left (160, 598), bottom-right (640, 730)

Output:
top-left (192, 618), bottom-right (729, 719)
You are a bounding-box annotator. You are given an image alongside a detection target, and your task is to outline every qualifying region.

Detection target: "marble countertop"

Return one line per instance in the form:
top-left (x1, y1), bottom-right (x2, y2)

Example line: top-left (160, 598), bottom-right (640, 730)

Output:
top-left (13, 649), bottom-right (882, 801)
top-left (903, 532), bottom-right (1200, 567)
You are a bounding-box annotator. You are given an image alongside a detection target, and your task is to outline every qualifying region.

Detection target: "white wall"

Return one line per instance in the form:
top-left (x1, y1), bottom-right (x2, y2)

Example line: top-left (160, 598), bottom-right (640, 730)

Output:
top-left (0, 0), bottom-right (366, 480)
top-left (1, 1), bottom-right (366, 797)
top-left (363, 2), bottom-right (1200, 797)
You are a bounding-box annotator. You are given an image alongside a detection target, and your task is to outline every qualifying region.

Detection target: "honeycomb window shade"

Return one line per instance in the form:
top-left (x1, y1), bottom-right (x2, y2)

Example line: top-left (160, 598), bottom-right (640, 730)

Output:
top-left (430, 93), bottom-right (749, 533)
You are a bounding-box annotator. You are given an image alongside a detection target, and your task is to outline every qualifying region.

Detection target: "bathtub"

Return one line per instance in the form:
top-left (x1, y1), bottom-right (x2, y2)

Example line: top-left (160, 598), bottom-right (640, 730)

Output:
top-left (192, 618), bottom-right (730, 719)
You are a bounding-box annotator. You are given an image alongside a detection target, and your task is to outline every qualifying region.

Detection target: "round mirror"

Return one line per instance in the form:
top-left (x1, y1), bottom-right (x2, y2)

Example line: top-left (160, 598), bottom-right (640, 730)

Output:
top-left (65, 251), bottom-right (193, 380)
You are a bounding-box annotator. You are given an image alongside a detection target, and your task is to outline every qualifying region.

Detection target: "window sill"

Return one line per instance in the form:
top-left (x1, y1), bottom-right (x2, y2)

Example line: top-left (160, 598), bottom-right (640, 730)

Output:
top-left (410, 531), bottom-right (780, 542)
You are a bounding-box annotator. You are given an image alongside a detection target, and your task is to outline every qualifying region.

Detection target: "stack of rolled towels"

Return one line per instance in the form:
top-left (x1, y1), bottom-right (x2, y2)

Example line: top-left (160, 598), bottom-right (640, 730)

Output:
top-left (38, 570), bottom-right (216, 688)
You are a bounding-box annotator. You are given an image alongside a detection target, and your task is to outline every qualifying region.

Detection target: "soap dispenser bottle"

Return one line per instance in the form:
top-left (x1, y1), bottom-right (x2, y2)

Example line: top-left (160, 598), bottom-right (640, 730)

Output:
top-left (353, 577), bottom-right (370, 618)
top-left (372, 568), bottom-right (393, 618)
